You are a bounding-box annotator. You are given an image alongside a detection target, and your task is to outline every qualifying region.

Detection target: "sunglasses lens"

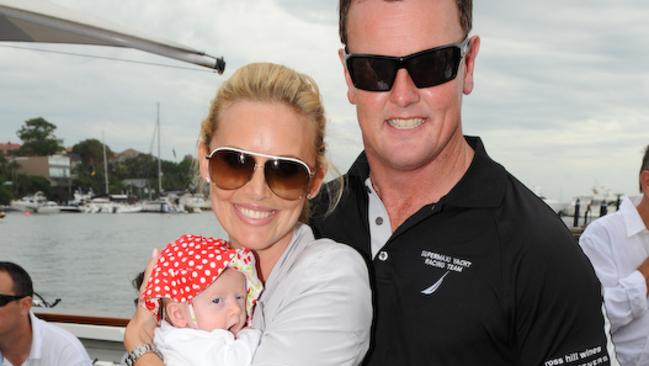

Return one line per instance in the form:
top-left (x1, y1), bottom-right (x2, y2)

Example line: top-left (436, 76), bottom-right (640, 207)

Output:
top-left (265, 160), bottom-right (311, 200)
top-left (209, 150), bottom-right (255, 190)
top-left (347, 44), bottom-right (463, 91)
top-left (407, 46), bottom-right (461, 88)
top-left (348, 57), bottom-right (396, 92)
top-left (0, 295), bottom-right (14, 307)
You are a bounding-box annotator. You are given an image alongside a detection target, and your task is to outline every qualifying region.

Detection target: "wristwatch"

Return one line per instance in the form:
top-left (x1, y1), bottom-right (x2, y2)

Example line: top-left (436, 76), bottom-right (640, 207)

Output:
top-left (121, 344), bottom-right (163, 366)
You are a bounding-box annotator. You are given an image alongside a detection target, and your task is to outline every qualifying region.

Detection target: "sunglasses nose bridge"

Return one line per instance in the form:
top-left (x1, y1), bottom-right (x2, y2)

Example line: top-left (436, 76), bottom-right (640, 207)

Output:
top-left (244, 158), bottom-right (273, 198)
top-left (389, 68), bottom-right (420, 105)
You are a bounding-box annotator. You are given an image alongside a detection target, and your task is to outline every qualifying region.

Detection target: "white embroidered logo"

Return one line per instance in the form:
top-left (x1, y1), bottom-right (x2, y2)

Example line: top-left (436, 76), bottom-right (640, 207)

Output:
top-left (419, 250), bottom-right (472, 296)
top-left (421, 271), bottom-right (450, 295)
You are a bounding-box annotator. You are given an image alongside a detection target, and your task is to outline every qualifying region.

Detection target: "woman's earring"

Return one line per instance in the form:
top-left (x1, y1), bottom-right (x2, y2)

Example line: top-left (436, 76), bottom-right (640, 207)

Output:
top-left (204, 176), bottom-right (211, 184)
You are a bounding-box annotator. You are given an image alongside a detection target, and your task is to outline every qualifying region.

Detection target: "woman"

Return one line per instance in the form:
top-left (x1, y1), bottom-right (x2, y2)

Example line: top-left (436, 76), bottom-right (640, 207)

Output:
top-left (124, 63), bottom-right (372, 365)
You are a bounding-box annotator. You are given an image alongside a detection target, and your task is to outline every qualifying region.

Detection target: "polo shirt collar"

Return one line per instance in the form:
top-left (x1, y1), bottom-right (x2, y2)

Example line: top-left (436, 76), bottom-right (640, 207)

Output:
top-left (347, 151), bottom-right (370, 179)
top-left (28, 311), bottom-right (43, 361)
top-left (443, 136), bottom-right (507, 208)
top-left (347, 136), bottom-right (507, 209)
top-left (620, 195), bottom-right (648, 237)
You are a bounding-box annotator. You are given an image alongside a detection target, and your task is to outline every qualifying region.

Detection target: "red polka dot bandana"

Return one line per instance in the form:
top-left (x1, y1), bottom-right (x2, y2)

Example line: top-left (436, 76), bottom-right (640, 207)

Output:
top-left (143, 234), bottom-right (262, 321)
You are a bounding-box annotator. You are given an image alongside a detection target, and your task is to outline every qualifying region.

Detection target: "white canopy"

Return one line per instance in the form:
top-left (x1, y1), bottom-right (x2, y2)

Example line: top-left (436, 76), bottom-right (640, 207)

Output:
top-left (0, 0), bottom-right (225, 73)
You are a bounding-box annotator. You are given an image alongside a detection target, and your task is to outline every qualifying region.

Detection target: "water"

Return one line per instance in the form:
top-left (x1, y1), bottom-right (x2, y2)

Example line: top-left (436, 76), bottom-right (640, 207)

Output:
top-left (1, 211), bottom-right (226, 318)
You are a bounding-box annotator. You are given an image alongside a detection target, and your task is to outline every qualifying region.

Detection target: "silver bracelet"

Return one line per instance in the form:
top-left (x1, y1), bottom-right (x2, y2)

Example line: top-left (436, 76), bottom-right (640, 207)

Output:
top-left (121, 343), bottom-right (163, 366)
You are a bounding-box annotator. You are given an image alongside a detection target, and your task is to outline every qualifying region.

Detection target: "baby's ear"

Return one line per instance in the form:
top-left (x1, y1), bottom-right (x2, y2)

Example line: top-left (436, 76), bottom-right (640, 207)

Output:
top-left (166, 302), bottom-right (190, 327)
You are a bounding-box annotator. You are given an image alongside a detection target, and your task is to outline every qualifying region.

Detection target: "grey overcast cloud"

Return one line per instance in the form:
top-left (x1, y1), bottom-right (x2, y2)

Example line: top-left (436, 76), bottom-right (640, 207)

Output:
top-left (1, 0), bottom-right (648, 202)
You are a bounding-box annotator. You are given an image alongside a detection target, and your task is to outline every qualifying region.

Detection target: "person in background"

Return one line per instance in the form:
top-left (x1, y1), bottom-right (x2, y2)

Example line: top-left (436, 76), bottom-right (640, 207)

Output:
top-left (0, 261), bottom-right (91, 366)
top-left (580, 145), bottom-right (649, 366)
top-left (310, 0), bottom-right (614, 364)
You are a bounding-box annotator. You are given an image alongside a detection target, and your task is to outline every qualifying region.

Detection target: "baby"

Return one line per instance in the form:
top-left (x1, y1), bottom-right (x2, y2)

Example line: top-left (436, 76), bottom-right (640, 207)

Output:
top-left (142, 234), bottom-right (263, 366)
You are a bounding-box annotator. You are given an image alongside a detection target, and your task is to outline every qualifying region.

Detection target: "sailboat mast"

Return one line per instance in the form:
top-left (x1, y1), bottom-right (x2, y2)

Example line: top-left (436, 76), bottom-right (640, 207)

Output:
top-left (157, 103), bottom-right (162, 194)
top-left (102, 131), bottom-right (109, 195)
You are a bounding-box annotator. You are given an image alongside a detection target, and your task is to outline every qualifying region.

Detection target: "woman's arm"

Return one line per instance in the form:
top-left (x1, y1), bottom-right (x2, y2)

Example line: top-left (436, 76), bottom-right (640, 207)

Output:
top-left (252, 243), bottom-right (372, 366)
top-left (123, 249), bottom-right (165, 366)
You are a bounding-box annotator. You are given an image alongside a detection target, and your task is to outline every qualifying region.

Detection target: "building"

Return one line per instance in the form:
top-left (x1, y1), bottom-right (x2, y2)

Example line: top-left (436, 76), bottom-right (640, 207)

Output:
top-left (114, 148), bottom-right (141, 163)
top-left (14, 154), bottom-right (71, 187)
top-left (0, 141), bottom-right (21, 156)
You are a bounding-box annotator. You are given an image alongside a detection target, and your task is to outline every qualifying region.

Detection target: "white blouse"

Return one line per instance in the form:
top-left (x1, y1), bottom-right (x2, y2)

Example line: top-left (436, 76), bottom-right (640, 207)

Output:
top-left (251, 224), bottom-right (372, 366)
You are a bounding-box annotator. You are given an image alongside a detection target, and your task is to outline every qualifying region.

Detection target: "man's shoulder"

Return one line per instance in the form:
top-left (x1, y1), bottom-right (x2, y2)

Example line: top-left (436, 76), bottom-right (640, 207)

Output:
top-left (34, 315), bottom-right (90, 363)
top-left (493, 171), bottom-right (585, 260)
top-left (582, 209), bottom-right (624, 237)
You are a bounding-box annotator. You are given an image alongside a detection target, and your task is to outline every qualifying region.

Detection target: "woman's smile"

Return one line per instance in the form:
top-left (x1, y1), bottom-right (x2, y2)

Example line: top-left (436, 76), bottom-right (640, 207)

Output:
top-left (234, 203), bottom-right (276, 222)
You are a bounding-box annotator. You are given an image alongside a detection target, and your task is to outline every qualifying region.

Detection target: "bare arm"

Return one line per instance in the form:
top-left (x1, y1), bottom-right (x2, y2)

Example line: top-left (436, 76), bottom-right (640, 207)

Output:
top-left (123, 249), bottom-right (165, 366)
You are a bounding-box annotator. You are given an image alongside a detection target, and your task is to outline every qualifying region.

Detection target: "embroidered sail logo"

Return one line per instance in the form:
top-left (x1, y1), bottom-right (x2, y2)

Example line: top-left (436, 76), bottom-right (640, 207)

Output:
top-left (419, 250), bottom-right (472, 295)
top-left (421, 271), bottom-right (450, 295)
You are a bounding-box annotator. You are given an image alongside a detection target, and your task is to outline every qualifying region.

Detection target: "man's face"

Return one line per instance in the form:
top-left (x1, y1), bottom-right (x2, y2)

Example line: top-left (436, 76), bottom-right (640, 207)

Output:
top-left (342, 0), bottom-right (479, 171)
top-left (0, 271), bottom-right (29, 340)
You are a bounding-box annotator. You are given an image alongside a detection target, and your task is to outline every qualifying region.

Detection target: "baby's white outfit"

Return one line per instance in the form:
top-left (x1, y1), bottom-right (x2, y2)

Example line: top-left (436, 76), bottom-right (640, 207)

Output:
top-left (154, 320), bottom-right (261, 366)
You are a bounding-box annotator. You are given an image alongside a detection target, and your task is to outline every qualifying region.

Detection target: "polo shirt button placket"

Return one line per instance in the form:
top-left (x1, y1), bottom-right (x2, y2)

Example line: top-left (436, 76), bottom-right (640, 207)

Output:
top-left (378, 251), bottom-right (389, 261)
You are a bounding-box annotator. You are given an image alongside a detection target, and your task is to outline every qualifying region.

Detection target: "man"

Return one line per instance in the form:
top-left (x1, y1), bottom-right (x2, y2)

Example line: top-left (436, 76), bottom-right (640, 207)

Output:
top-left (311, 0), bottom-right (613, 364)
top-left (0, 262), bottom-right (91, 366)
top-left (580, 146), bottom-right (649, 366)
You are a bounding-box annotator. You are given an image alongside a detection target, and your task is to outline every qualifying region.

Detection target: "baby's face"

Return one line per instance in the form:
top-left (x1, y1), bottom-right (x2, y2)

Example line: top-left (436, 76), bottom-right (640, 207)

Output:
top-left (190, 268), bottom-right (247, 333)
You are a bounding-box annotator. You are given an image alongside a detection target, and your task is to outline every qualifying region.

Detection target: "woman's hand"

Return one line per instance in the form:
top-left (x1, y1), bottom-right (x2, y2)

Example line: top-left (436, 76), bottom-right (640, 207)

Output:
top-left (124, 248), bottom-right (159, 352)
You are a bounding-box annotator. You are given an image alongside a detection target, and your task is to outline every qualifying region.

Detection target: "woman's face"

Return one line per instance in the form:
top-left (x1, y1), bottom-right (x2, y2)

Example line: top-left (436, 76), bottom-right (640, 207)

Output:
top-left (200, 100), bottom-right (321, 257)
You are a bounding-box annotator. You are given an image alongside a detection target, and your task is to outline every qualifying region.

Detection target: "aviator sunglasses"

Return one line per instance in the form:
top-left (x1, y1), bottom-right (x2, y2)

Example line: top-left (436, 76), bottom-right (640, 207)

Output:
top-left (205, 147), bottom-right (315, 201)
top-left (344, 37), bottom-right (470, 92)
top-left (0, 293), bottom-right (28, 307)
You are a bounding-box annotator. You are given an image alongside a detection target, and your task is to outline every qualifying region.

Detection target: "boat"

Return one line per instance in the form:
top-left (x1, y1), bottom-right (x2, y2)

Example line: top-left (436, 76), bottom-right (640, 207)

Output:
top-left (9, 191), bottom-right (48, 212)
top-left (85, 196), bottom-right (143, 214)
top-left (35, 201), bottom-right (61, 214)
top-left (59, 190), bottom-right (93, 213)
top-left (35, 312), bottom-right (126, 366)
top-left (179, 192), bottom-right (210, 213)
top-left (141, 196), bottom-right (180, 213)
top-left (559, 185), bottom-right (622, 227)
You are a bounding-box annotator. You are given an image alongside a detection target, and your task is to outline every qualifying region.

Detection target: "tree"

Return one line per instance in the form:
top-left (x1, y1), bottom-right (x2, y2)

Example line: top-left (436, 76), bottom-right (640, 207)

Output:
top-left (17, 117), bottom-right (64, 156)
top-left (72, 138), bottom-right (113, 166)
top-left (0, 155), bottom-right (14, 204)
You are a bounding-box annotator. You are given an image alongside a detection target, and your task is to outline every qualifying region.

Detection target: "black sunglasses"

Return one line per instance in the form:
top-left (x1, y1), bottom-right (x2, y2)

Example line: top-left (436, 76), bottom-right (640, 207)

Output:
top-left (206, 147), bottom-right (314, 201)
top-left (0, 293), bottom-right (28, 307)
top-left (345, 37), bottom-right (470, 92)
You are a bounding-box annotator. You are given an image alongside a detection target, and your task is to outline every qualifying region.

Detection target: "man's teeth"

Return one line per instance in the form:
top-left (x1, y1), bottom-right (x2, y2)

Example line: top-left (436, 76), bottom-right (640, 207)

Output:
top-left (388, 118), bottom-right (424, 129)
top-left (239, 207), bottom-right (272, 219)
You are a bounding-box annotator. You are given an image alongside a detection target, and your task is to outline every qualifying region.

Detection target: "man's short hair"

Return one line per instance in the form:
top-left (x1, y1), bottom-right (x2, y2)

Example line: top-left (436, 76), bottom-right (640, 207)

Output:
top-left (0, 261), bottom-right (33, 297)
top-left (640, 144), bottom-right (649, 193)
top-left (338, 0), bottom-right (473, 47)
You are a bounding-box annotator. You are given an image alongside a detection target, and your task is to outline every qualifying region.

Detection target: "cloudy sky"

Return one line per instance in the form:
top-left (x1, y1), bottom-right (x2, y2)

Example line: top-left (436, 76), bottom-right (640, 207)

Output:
top-left (1, 0), bottom-right (648, 202)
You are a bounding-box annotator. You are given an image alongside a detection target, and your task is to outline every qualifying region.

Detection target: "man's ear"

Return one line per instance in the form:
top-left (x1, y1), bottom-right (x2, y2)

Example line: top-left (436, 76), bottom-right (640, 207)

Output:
top-left (463, 35), bottom-right (481, 95)
top-left (166, 302), bottom-right (190, 327)
top-left (19, 296), bottom-right (32, 315)
top-left (640, 170), bottom-right (649, 194)
top-left (307, 163), bottom-right (328, 199)
top-left (198, 144), bottom-right (211, 183)
top-left (338, 48), bottom-right (358, 105)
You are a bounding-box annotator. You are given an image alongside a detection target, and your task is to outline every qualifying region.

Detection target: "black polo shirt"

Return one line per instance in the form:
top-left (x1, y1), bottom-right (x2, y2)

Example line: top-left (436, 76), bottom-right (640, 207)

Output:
top-left (311, 136), bottom-right (611, 366)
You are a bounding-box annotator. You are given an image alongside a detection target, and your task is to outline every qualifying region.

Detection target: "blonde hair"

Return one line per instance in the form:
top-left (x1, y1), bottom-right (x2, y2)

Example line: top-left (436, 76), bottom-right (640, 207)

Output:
top-left (199, 62), bottom-right (342, 222)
